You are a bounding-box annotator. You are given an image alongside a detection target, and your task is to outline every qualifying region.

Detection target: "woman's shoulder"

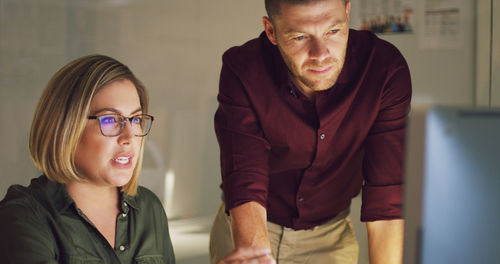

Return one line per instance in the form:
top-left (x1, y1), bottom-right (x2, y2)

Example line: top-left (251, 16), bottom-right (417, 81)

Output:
top-left (0, 175), bottom-right (71, 232)
top-left (130, 186), bottom-right (170, 224)
top-left (1, 181), bottom-right (42, 215)
top-left (0, 178), bottom-right (56, 249)
top-left (0, 187), bottom-right (44, 231)
top-left (134, 186), bottom-right (164, 210)
top-left (1, 175), bottom-right (58, 211)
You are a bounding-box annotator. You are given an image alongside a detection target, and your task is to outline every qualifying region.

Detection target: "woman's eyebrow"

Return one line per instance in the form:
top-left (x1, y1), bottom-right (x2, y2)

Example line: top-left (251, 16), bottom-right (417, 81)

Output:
top-left (130, 108), bottom-right (142, 115)
top-left (91, 108), bottom-right (120, 116)
top-left (91, 107), bottom-right (142, 116)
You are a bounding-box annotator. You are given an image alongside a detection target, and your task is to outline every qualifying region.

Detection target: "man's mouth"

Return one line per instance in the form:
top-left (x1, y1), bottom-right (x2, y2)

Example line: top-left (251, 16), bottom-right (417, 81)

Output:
top-left (308, 66), bottom-right (332, 74)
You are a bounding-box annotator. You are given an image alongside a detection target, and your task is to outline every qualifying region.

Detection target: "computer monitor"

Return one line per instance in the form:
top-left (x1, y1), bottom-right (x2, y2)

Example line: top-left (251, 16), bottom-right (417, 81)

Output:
top-left (403, 106), bottom-right (500, 264)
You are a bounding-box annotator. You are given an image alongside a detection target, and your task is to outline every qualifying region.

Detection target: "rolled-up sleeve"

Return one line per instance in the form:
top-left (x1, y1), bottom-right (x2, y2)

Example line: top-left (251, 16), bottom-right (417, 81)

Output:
top-left (361, 59), bottom-right (412, 221)
top-left (214, 60), bottom-right (271, 213)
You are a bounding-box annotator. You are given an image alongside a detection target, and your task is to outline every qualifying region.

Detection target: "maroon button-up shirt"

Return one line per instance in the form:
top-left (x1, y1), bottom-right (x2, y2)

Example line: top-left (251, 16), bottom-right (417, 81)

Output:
top-left (215, 29), bottom-right (411, 230)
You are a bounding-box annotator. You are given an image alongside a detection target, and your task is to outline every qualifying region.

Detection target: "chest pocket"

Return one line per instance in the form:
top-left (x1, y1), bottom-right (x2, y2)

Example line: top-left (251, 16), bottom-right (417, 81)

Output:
top-left (135, 254), bottom-right (167, 264)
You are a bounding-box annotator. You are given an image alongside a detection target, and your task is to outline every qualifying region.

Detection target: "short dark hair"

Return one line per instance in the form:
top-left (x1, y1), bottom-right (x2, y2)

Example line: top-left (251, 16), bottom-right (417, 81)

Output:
top-left (265, 0), bottom-right (348, 20)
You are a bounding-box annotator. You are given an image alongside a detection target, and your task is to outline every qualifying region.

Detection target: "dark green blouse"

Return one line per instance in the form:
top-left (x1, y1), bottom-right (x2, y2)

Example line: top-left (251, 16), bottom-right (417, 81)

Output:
top-left (0, 175), bottom-right (175, 263)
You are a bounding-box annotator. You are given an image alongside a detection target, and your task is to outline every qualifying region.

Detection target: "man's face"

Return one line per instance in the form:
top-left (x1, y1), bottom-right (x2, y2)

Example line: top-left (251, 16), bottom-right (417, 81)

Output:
top-left (263, 0), bottom-right (351, 93)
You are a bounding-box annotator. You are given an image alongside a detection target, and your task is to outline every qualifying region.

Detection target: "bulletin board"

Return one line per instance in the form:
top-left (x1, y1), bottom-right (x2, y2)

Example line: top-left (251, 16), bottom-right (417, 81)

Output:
top-left (354, 0), bottom-right (415, 34)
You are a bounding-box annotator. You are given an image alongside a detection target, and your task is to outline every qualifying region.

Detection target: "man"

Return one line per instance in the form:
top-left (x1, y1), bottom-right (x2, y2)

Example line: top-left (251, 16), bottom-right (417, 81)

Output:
top-left (211, 0), bottom-right (411, 263)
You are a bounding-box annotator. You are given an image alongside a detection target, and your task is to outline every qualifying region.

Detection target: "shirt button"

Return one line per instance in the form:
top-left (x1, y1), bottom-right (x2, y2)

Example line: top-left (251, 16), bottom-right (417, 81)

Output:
top-left (298, 196), bottom-right (304, 201)
top-left (119, 245), bottom-right (126, 251)
top-left (123, 202), bottom-right (128, 207)
top-left (319, 133), bottom-right (326, 140)
top-left (121, 213), bottom-right (127, 218)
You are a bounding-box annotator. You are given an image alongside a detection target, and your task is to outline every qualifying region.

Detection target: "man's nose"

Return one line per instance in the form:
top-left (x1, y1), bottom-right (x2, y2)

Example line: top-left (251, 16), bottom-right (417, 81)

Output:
top-left (309, 37), bottom-right (330, 60)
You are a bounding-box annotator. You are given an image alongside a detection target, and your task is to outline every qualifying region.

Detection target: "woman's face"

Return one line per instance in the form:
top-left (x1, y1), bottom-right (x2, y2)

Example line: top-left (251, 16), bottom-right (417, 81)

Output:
top-left (74, 79), bottom-right (143, 188)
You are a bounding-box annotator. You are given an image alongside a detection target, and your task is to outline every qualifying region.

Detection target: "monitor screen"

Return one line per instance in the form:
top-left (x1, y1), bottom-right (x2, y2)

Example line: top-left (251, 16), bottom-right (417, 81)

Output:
top-left (403, 106), bottom-right (500, 264)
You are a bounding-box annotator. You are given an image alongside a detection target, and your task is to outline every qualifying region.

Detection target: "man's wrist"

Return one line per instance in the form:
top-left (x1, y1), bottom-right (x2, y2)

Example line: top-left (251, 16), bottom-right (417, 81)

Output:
top-left (230, 201), bottom-right (270, 248)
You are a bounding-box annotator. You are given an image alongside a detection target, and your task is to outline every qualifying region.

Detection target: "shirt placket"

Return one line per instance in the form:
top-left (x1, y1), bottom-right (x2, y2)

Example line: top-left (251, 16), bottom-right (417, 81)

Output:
top-left (294, 98), bottom-right (325, 229)
top-left (115, 200), bottom-right (130, 261)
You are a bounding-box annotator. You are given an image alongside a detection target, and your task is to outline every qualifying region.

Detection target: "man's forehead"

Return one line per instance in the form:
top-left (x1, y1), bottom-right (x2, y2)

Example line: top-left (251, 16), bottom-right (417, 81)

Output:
top-left (275, 0), bottom-right (346, 18)
top-left (273, 0), bottom-right (348, 32)
top-left (280, 21), bottom-right (346, 36)
top-left (275, 0), bottom-right (346, 14)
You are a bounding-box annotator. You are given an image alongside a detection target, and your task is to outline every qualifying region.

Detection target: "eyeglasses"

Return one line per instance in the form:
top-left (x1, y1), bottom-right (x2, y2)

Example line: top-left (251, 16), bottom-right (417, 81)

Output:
top-left (87, 114), bottom-right (154, 137)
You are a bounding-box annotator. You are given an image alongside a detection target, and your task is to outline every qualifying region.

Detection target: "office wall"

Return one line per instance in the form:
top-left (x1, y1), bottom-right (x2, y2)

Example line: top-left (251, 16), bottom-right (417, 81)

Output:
top-left (476, 0), bottom-right (500, 107)
top-left (351, 1), bottom-right (476, 106)
top-left (493, 0), bottom-right (500, 106)
top-left (1, 0), bottom-right (68, 197)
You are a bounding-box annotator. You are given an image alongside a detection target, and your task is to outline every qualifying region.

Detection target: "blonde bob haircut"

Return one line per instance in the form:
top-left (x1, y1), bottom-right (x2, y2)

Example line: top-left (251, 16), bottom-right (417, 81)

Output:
top-left (29, 54), bottom-right (148, 196)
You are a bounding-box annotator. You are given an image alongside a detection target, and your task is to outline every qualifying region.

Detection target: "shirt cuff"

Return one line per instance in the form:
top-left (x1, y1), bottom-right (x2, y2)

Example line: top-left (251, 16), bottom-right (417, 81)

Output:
top-left (361, 184), bottom-right (403, 221)
top-left (222, 176), bottom-right (268, 215)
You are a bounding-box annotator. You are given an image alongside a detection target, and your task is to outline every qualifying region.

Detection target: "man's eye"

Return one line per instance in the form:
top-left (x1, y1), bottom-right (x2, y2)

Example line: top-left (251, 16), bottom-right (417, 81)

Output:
top-left (328, 29), bottom-right (339, 34)
top-left (293, 35), bottom-right (305, 41)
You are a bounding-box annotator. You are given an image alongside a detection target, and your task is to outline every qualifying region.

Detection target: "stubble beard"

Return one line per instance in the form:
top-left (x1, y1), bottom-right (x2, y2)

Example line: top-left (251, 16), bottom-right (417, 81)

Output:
top-left (299, 58), bottom-right (340, 91)
top-left (280, 49), bottom-right (346, 92)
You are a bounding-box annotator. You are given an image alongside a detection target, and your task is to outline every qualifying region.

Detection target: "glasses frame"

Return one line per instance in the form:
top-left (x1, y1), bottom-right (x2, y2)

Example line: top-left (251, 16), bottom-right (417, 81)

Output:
top-left (87, 113), bottom-right (154, 137)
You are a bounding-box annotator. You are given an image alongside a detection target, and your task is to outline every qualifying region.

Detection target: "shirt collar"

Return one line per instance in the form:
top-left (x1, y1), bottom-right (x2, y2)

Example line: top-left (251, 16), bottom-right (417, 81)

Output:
top-left (260, 32), bottom-right (295, 95)
top-left (31, 175), bottom-right (74, 213)
top-left (35, 175), bottom-right (139, 213)
top-left (121, 190), bottom-right (138, 212)
top-left (335, 29), bottom-right (357, 86)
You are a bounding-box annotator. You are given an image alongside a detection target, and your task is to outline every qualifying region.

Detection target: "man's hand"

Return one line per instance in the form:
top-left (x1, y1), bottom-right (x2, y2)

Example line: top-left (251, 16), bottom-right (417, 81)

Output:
top-left (217, 247), bottom-right (276, 264)
top-left (219, 202), bottom-right (275, 263)
top-left (366, 219), bottom-right (404, 264)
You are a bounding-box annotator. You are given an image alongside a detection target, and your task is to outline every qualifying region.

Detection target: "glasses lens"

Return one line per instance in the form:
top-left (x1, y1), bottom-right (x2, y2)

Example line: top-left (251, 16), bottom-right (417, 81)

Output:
top-left (131, 115), bottom-right (153, 136)
top-left (99, 115), bottom-right (121, 136)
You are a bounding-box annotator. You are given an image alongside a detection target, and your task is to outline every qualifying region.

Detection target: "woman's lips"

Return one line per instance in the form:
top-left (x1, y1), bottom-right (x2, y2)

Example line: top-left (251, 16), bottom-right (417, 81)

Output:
top-left (113, 157), bottom-right (130, 164)
top-left (111, 153), bottom-right (133, 168)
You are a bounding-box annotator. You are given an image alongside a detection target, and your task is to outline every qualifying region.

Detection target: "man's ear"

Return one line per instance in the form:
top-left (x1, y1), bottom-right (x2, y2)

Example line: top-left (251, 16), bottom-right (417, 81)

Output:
top-left (262, 16), bottom-right (278, 45)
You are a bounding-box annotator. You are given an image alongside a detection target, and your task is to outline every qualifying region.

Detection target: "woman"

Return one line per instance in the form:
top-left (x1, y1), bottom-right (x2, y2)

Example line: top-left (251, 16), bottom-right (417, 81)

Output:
top-left (0, 55), bottom-right (175, 263)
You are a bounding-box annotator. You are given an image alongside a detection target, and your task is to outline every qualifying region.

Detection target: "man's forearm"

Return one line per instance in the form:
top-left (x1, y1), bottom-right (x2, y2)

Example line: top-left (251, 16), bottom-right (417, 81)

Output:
top-left (229, 201), bottom-right (271, 249)
top-left (366, 219), bottom-right (404, 264)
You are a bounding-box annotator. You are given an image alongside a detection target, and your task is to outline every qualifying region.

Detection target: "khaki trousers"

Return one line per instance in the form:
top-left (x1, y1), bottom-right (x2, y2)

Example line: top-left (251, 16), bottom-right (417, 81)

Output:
top-left (209, 202), bottom-right (359, 264)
